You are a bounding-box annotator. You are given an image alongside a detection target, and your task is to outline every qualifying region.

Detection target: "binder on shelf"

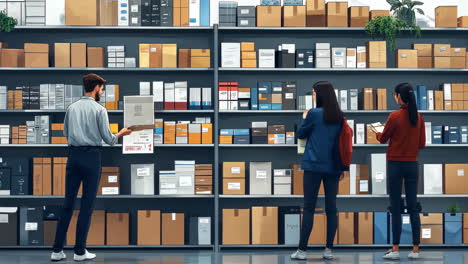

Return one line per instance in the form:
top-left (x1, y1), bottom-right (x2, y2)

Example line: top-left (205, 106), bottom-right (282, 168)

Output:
top-left (152, 81), bottom-right (164, 110)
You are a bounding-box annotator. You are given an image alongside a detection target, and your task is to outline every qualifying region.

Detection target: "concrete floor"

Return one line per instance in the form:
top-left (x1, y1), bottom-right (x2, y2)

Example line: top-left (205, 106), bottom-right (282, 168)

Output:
top-left (0, 249), bottom-right (466, 264)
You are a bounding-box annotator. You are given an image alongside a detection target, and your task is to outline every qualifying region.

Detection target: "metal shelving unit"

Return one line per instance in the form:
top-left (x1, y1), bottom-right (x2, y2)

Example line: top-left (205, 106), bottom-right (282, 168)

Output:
top-left (15, 26), bottom-right (213, 30)
top-left (0, 110), bottom-right (214, 113)
top-left (0, 144), bottom-right (214, 147)
top-left (0, 67), bottom-right (213, 71)
top-left (218, 26), bottom-right (468, 32)
top-left (0, 195), bottom-right (214, 199)
top-left (0, 245), bottom-right (214, 249)
top-left (219, 194), bottom-right (468, 199)
top-left (219, 68), bottom-right (468, 72)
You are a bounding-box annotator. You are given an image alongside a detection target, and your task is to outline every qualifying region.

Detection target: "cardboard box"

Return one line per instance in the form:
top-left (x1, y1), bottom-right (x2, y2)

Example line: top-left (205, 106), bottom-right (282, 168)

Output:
top-left (71, 43), bottom-right (87, 68)
top-left (106, 213), bottom-right (129, 245)
top-left (451, 57), bottom-right (466, 69)
top-left (162, 44), bottom-right (177, 68)
top-left (87, 47), bottom-right (104, 68)
top-left (241, 59), bottom-right (256, 68)
top-left (223, 209), bottom-right (250, 245)
top-left (362, 88), bottom-right (374, 110)
top-left (338, 171), bottom-right (350, 195)
top-left (435, 6), bottom-right (457, 28)
top-left (370, 10), bottom-right (390, 20)
top-left (459, 16), bottom-right (468, 27)
top-left (420, 213), bottom-right (443, 244)
top-left (357, 212), bottom-right (373, 244)
top-left (67, 210), bottom-right (105, 245)
top-left (178, 49), bottom-right (191, 68)
top-left (137, 210), bottom-right (161, 245)
top-left (139, 44), bottom-right (150, 68)
top-left (306, 0), bottom-right (325, 27)
top-left (377, 88), bottom-right (387, 110)
top-left (257, 6), bottom-right (281, 27)
top-left (24, 43), bottom-right (49, 68)
top-left (98, 167), bottom-right (120, 195)
top-left (367, 41), bottom-right (386, 68)
top-left (150, 44), bottom-right (163, 68)
top-left (292, 164), bottom-right (303, 195)
top-left (252, 207), bottom-right (278, 245)
top-left (413, 44), bottom-right (433, 57)
top-left (444, 164), bottom-right (468, 194)
top-left (99, 0), bottom-right (118, 26)
top-left (434, 57), bottom-right (451, 68)
top-left (65, 0), bottom-right (98, 26)
top-left (451, 48), bottom-right (466, 57)
top-left (396, 49), bottom-right (417, 68)
top-left (356, 164), bottom-right (369, 194)
top-left (326, 2), bottom-right (348, 27)
top-left (223, 178), bottom-right (245, 195)
top-left (1, 49), bottom-right (25, 67)
top-left (338, 212), bottom-right (354, 244)
top-left (434, 44), bottom-right (451, 57)
top-left (418, 57), bottom-right (433, 68)
top-left (367, 125), bottom-right (380, 144)
top-left (54, 43), bottom-right (70, 67)
top-left (223, 162), bottom-right (245, 178)
top-left (348, 6), bottom-right (369, 27)
top-left (283, 6), bottom-right (306, 27)
top-left (162, 213), bottom-right (184, 245)
top-left (191, 56), bottom-right (211, 68)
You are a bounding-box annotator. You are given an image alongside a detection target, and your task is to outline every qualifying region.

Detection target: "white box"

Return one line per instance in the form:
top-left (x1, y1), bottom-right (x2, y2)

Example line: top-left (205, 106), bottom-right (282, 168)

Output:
top-left (339, 90), bottom-right (348, 110)
top-left (316, 49), bottom-right (331, 58)
top-left (229, 100), bottom-right (238, 110)
top-left (164, 82), bottom-right (175, 106)
top-left (428, 90), bottom-right (434, 110)
top-left (357, 46), bottom-right (366, 68)
top-left (219, 101), bottom-right (229, 110)
top-left (259, 49), bottom-right (275, 68)
top-left (443, 83), bottom-right (451, 101)
top-left (332, 48), bottom-right (346, 68)
top-left (175, 81), bottom-right (188, 107)
top-left (425, 122), bottom-right (432, 145)
top-left (423, 164), bottom-right (443, 194)
top-left (316, 43), bottom-right (331, 50)
top-left (189, 0), bottom-right (200, 26)
top-left (221, 42), bottom-right (241, 68)
top-left (152, 81), bottom-right (164, 103)
top-left (46, 0), bottom-right (64, 25)
top-left (346, 48), bottom-right (356, 68)
top-left (118, 0), bottom-right (129, 26)
top-left (350, 164), bottom-right (357, 195)
top-left (316, 58), bottom-right (331, 68)
top-left (370, 153), bottom-right (387, 195)
top-left (356, 123), bottom-right (365, 144)
top-left (139, 82), bottom-right (151, 96)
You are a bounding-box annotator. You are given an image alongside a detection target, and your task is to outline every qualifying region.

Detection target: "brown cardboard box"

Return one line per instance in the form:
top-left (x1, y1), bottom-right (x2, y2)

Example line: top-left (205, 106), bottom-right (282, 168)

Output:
top-left (377, 88), bottom-right (387, 110)
top-left (452, 48), bottom-right (466, 57)
top-left (67, 210), bottom-right (105, 245)
top-left (257, 6), bottom-right (282, 27)
top-left (162, 213), bottom-right (184, 245)
top-left (452, 83), bottom-right (464, 93)
top-left (370, 10), bottom-right (390, 20)
top-left (223, 162), bottom-right (245, 178)
top-left (191, 48), bottom-right (211, 57)
top-left (452, 101), bottom-right (464, 110)
top-left (220, 135), bottom-right (232, 144)
top-left (367, 41), bottom-right (386, 68)
top-left (149, 44), bottom-right (162, 68)
top-left (363, 88), bottom-right (374, 110)
top-left (105, 84), bottom-right (119, 110)
top-left (464, 213), bottom-right (468, 244)
top-left (42, 158), bottom-right (52, 196)
top-left (137, 210), bottom-right (161, 245)
top-left (396, 49), bottom-right (417, 68)
top-left (181, 7), bottom-right (189, 26)
top-left (162, 44), bottom-right (177, 68)
top-left (434, 44), bottom-right (451, 57)
top-left (459, 16), bottom-right (468, 27)
top-left (98, 167), bottom-right (120, 195)
top-left (191, 49), bottom-right (211, 68)
top-left (420, 213), bottom-right (443, 244)
top-left (173, 6), bottom-right (181, 26)
top-left (252, 207), bottom-right (278, 245)
top-left (87, 47), bottom-right (104, 68)
top-left (33, 158), bottom-right (43, 195)
top-left (241, 42), bottom-right (255, 52)
top-left (99, 0), bottom-right (118, 26)
top-left (357, 212), bottom-right (373, 244)
top-left (367, 125), bottom-right (379, 144)
top-left (466, 52), bottom-right (468, 68)
top-left (338, 212), bottom-right (354, 244)
top-left (308, 208), bottom-right (326, 244)
top-left (306, 0), bottom-right (325, 27)
top-left (139, 44), bottom-right (150, 68)
top-left (434, 57), bottom-right (451, 68)
top-left (348, 6), bottom-right (369, 27)
top-left (71, 43), bottom-right (87, 68)
top-left (418, 57), bottom-right (433, 68)
top-left (292, 164), bottom-right (303, 195)
top-left (195, 185), bottom-right (213, 194)
top-left (54, 43), bottom-right (71, 67)
top-left (451, 57), bottom-right (466, 69)
top-left (223, 178), bottom-right (245, 195)
top-left (283, 6), bottom-right (306, 27)
top-left (445, 100), bottom-right (453, 110)
top-left (435, 6), bottom-right (457, 28)
top-left (326, 2), bottom-right (348, 27)
top-left (178, 49), bottom-right (191, 68)
top-left (201, 123), bottom-right (213, 144)
top-left (65, 0), bottom-right (98, 26)
top-left (444, 164), bottom-right (468, 194)
top-left (412, 44), bottom-right (433, 57)
top-left (196, 176), bottom-right (213, 185)
top-left (241, 59), bottom-right (256, 68)
top-left (106, 213), bottom-right (129, 245)
top-left (242, 52), bottom-right (257, 60)
top-left (52, 157), bottom-right (66, 196)
top-left (356, 164), bottom-right (369, 194)
top-left (223, 209), bottom-right (250, 245)
top-left (0, 49), bottom-right (25, 67)
top-left (44, 220), bottom-right (57, 246)
top-left (338, 171), bottom-right (350, 195)
top-left (24, 43), bottom-right (48, 53)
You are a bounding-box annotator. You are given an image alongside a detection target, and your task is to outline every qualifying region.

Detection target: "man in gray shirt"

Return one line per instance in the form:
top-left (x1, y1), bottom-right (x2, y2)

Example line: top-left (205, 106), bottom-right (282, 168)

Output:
top-left (51, 74), bottom-right (132, 261)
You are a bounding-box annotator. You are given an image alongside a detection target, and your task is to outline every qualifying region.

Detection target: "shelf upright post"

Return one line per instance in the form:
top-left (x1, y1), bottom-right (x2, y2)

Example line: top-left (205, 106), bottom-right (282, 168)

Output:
top-left (213, 24), bottom-right (220, 252)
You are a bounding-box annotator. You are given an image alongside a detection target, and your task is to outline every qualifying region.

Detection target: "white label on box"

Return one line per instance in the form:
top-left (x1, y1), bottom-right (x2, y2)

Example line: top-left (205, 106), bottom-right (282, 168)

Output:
top-left (0, 214), bottom-right (8, 223)
top-left (179, 176), bottom-right (193, 187)
top-left (228, 182), bottom-right (241, 190)
top-left (422, 228), bottom-right (431, 239)
top-left (131, 17), bottom-right (138, 24)
top-left (172, 213), bottom-right (176, 221)
top-left (375, 172), bottom-right (385, 181)
top-left (202, 127), bottom-right (209, 133)
top-left (256, 170), bottom-right (267, 179)
top-left (457, 169), bottom-right (464, 176)
top-left (25, 222), bottom-right (38, 231)
top-left (137, 168), bottom-right (150, 176)
top-left (454, 48), bottom-right (461, 53)
top-left (273, 87), bottom-right (282, 92)
top-left (359, 180), bottom-right (368, 192)
top-left (102, 187), bottom-right (119, 195)
top-left (285, 93), bottom-right (294, 99)
top-left (150, 47), bottom-right (157, 52)
top-left (161, 183), bottom-right (176, 189)
top-left (131, 4), bottom-right (138, 12)
top-left (231, 167), bottom-right (240, 174)
top-left (199, 218), bottom-right (209, 224)
top-left (241, 9), bottom-right (249, 15)
top-left (274, 170), bottom-right (285, 176)
top-left (403, 216), bottom-right (410, 224)
top-left (400, 53), bottom-right (408, 58)
top-left (240, 20), bottom-right (248, 26)
top-left (108, 176), bottom-right (118, 183)
top-left (440, 47), bottom-right (446, 52)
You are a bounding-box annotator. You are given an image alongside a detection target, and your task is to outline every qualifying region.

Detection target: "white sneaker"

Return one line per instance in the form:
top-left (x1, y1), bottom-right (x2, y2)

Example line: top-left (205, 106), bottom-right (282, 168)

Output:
top-left (51, 251), bottom-right (66, 261)
top-left (290, 249), bottom-right (307, 260)
top-left (322, 248), bottom-right (334, 260)
top-left (408, 251), bottom-right (420, 259)
top-left (73, 250), bottom-right (96, 261)
top-left (383, 249), bottom-right (400, 260)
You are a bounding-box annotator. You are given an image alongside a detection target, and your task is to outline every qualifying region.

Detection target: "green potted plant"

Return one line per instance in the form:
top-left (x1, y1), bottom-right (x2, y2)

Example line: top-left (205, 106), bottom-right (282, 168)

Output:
top-left (387, 0), bottom-right (424, 25)
top-left (0, 10), bottom-right (17, 32)
top-left (365, 16), bottom-right (421, 51)
top-left (449, 203), bottom-right (461, 215)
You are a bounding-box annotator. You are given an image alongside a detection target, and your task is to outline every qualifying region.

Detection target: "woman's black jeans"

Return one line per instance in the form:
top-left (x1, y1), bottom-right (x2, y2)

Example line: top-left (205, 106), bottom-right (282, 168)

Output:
top-left (298, 171), bottom-right (339, 250)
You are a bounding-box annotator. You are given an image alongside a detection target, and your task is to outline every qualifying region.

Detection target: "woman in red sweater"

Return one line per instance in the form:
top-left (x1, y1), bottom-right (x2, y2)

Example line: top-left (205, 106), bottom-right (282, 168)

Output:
top-left (376, 83), bottom-right (426, 260)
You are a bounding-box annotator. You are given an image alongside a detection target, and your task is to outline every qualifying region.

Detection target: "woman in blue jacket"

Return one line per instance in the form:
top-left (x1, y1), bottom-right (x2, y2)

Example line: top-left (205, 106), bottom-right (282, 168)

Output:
top-left (291, 81), bottom-right (344, 261)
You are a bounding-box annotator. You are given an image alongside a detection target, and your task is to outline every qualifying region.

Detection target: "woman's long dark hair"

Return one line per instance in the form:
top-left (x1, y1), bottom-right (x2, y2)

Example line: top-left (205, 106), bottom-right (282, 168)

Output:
top-left (395, 83), bottom-right (418, 126)
top-left (313, 81), bottom-right (343, 124)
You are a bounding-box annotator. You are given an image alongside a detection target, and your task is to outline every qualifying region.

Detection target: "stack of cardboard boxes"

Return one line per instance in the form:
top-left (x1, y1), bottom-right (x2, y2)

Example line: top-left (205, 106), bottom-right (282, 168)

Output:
top-left (50, 123), bottom-right (67, 144)
top-left (190, 49), bottom-right (211, 68)
top-left (24, 44), bottom-right (49, 68)
top-left (195, 164), bottom-right (213, 195)
top-left (223, 162), bottom-right (245, 195)
top-left (241, 42), bottom-right (256, 68)
top-left (32, 157), bottom-right (52, 196)
top-left (359, 88), bottom-right (387, 110)
top-left (367, 41), bottom-right (387, 68)
top-left (442, 83), bottom-right (468, 110)
top-left (413, 44), bottom-right (433, 68)
top-left (98, 167), bottom-right (120, 195)
top-left (161, 118), bottom-right (212, 145)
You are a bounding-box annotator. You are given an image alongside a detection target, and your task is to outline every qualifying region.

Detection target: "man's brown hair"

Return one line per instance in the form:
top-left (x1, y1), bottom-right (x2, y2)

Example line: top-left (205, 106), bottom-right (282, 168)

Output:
top-left (83, 74), bottom-right (106, 93)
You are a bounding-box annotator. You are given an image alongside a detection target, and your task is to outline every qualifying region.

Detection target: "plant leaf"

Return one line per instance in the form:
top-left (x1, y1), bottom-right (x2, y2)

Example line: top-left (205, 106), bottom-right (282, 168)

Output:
top-left (413, 1), bottom-right (424, 6)
top-left (416, 8), bottom-right (424, 15)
